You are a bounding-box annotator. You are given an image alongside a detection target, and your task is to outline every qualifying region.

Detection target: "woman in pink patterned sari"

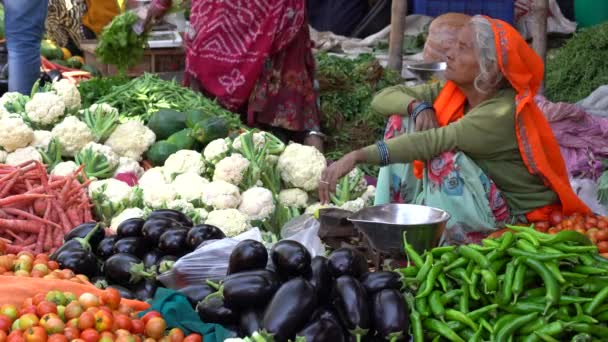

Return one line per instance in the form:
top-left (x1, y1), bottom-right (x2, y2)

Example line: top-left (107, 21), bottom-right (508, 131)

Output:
top-left (146, 0), bottom-right (323, 150)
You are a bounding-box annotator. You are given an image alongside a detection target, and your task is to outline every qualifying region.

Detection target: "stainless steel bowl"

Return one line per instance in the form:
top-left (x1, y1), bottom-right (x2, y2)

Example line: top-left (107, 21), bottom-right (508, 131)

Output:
top-left (406, 61), bottom-right (447, 81)
top-left (348, 204), bottom-right (450, 256)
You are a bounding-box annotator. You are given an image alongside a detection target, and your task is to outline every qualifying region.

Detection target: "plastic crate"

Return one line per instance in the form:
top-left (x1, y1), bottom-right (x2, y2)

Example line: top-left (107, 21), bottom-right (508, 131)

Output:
top-left (411, 0), bottom-right (515, 24)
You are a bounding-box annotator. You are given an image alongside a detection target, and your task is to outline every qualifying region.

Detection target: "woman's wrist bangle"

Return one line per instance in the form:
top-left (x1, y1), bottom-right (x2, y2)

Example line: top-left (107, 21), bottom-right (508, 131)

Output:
top-left (411, 102), bottom-right (433, 122)
top-left (376, 141), bottom-right (390, 166)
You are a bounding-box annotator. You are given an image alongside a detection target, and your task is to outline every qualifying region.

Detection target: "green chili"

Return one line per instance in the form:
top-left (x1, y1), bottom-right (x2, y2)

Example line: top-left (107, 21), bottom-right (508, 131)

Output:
top-left (460, 246), bottom-right (491, 268)
top-left (469, 327), bottom-right (483, 342)
top-left (498, 231), bottom-right (515, 250)
top-left (553, 243), bottom-right (598, 254)
top-left (495, 312), bottom-right (539, 342)
top-left (469, 272), bottom-right (481, 300)
top-left (432, 245), bottom-right (457, 256)
top-left (520, 317), bottom-right (544, 335)
top-left (569, 323), bottom-right (608, 338)
top-left (524, 295), bottom-right (592, 305)
top-left (405, 293), bottom-right (424, 342)
top-left (415, 295), bottom-right (430, 317)
top-left (482, 238), bottom-right (500, 248)
top-left (534, 332), bottom-right (560, 342)
top-left (469, 244), bottom-right (494, 253)
top-left (544, 261), bottom-right (566, 284)
top-left (490, 258), bottom-right (509, 274)
top-left (448, 268), bottom-right (473, 284)
top-left (403, 232), bottom-right (424, 267)
top-left (416, 254), bottom-right (434, 282)
top-left (438, 273), bottom-right (449, 292)
top-left (429, 291), bottom-right (445, 320)
top-left (416, 262), bottom-right (444, 299)
top-left (440, 289), bottom-right (464, 305)
top-left (459, 284), bottom-right (470, 313)
top-left (505, 302), bottom-right (545, 314)
top-left (585, 286), bottom-right (608, 315)
top-left (539, 246), bottom-right (564, 255)
top-left (445, 309), bottom-right (477, 331)
top-left (542, 230), bottom-right (594, 246)
top-left (493, 314), bottom-right (520, 335)
top-left (507, 248), bottom-right (577, 261)
top-left (572, 265), bottom-right (608, 275)
top-left (518, 232), bottom-right (541, 247)
top-left (445, 257), bottom-right (469, 272)
top-left (480, 269), bottom-right (497, 294)
top-left (423, 318), bottom-right (466, 342)
top-left (516, 239), bottom-right (539, 253)
top-left (498, 262), bottom-right (516, 306)
top-left (512, 262), bottom-right (527, 303)
top-left (396, 265), bottom-right (419, 277)
top-left (523, 258), bottom-right (560, 314)
top-left (466, 304), bottom-right (499, 321)
top-left (597, 310), bottom-right (608, 321)
top-left (440, 251), bottom-right (458, 265)
top-left (479, 318), bottom-right (493, 334)
top-left (522, 321), bottom-right (565, 342)
top-left (562, 271), bottom-right (589, 280)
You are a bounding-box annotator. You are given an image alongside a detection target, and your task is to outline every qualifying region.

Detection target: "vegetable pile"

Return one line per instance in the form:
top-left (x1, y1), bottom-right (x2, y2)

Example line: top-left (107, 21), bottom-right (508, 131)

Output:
top-left (0, 161), bottom-right (92, 254)
top-left (399, 225), bottom-right (608, 341)
top-left (0, 252), bottom-right (90, 283)
top-left (197, 240), bottom-right (408, 342)
top-left (95, 11), bottom-right (149, 74)
top-left (545, 22), bottom-right (608, 103)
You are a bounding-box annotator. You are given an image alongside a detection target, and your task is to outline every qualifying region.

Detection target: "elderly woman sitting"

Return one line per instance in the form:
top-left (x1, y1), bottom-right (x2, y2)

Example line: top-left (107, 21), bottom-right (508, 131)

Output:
top-left (318, 15), bottom-right (590, 244)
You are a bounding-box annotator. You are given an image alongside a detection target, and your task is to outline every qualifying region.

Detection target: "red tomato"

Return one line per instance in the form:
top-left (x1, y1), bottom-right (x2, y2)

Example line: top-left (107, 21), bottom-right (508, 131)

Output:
top-left (31, 295), bottom-right (46, 307)
top-left (144, 318), bottom-right (166, 340)
top-left (6, 330), bottom-right (25, 342)
top-left (115, 336), bottom-right (135, 342)
top-left (46, 262), bottom-right (59, 271)
top-left (23, 326), bottom-right (46, 342)
top-left (116, 305), bottom-right (133, 317)
top-left (46, 335), bottom-right (67, 342)
top-left (599, 220), bottom-right (608, 230)
top-left (18, 314), bottom-right (39, 330)
top-left (183, 334), bottom-right (202, 342)
top-left (548, 227), bottom-right (560, 235)
top-left (0, 315), bottom-right (12, 332)
top-left (78, 312), bottom-right (95, 331)
top-left (113, 330), bottom-right (130, 338)
top-left (0, 330), bottom-right (7, 342)
top-left (64, 302), bottom-right (84, 322)
top-left (132, 336), bottom-right (141, 342)
top-left (167, 328), bottom-right (184, 342)
top-left (113, 315), bottom-right (131, 332)
top-left (39, 314), bottom-right (64, 335)
top-left (549, 211), bottom-right (563, 226)
top-left (130, 320), bottom-right (144, 335)
top-left (140, 313), bottom-right (161, 326)
top-left (99, 333), bottom-right (114, 341)
top-left (36, 302), bottom-right (57, 318)
top-left (0, 305), bottom-right (19, 322)
top-left (80, 329), bottom-right (100, 342)
top-left (93, 311), bottom-right (113, 333)
top-left (598, 241), bottom-right (608, 254)
top-left (586, 216), bottom-right (598, 226)
top-left (63, 327), bottom-right (80, 341)
top-left (143, 338), bottom-right (155, 342)
top-left (79, 294), bottom-right (100, 310)
top-left (596, 230), bottom-right (608, 242)
top-left (101, 289), bottom-right (120, 311)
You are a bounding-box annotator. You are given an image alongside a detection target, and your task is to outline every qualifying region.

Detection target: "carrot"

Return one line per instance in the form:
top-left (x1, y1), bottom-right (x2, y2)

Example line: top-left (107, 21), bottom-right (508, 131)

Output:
top-left (0, 171), bottom-right (21, 198)
top-left (83, 208), bottom-right (92, 222)
top-left (23, 235), bottom-right (36, 246)
top-left (0, 194), bottom-right (53, 207)
top-left (66, 207), bottom-right (81, 228)
top-left (4, 230), bottom-right (23, 243)
top-left (0, 168), bottom-right (20, 186)
top-left (0, 219), bottom-right (42, 234)
top-left (53, 226), bottom-right (63, 247)
top-left (44, 223), bottom-right (53, 251)
top-left (51, 202), bottom-right (72, 233)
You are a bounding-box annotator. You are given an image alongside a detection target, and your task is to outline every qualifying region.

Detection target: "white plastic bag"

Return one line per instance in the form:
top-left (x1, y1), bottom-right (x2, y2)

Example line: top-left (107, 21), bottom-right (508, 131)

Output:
top-left (280, 215), bottom-right (326, 258)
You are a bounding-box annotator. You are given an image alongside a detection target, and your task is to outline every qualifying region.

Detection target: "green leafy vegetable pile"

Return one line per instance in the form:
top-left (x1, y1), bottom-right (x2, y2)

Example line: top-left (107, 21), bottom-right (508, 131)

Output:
top-left (95, 11), bottom-right (148, 74)
top-left (545, 23), bottom-right (608, 103)
top-left (78, 75), bottom-right (131, 108)
top-left (315, 53), bottom-right (402, 173)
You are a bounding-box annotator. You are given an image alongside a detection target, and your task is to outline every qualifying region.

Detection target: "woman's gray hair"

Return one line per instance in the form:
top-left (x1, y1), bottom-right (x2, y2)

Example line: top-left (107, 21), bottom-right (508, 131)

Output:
top-left (469, 15), bottom-right (504, 93)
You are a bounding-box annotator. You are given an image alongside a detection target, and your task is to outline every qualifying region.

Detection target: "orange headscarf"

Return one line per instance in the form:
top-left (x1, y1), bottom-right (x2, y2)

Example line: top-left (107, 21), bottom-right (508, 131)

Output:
top-left (413, 17), bottom-right (590, 220)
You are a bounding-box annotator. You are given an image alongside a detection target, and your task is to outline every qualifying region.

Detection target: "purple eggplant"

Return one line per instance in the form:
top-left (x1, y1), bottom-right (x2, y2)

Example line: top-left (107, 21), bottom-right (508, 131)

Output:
top-left (296, 318), bottom-right (345, 342)
top-left (360, 271), bottom-right (401, 294)
top-left (186, 224), bottom-right (225, 250)
top-left (142, 217), bottom-right (183, 245)
top-left (134, 278), bottom-right (158, 301)
top-left (179, 284), bottom-right (216, 307)
top-left (328, 248), bottom-right (368, 278)
top-left (142, 249), bottom-right (165, 269)
top-left (157, 255), bottom-right (177, 273)
top-left (112, 237), bottom-right (146, 258)
top-left (270, 240), bottom-right (311, 279)
top-left (148, 209), bottom-right (193, 227)
top-left (108, 285), bottom-right (136, 300)
top-left (222, 269), bottom-right (279, 309)
top-left (333, 276), bottom-right (370, 341)
top-left (262, 278), bottom-right (317, 342)
top-left (117, 218), bottom-right (145, 237)
top-left (158, 228), bottom-right (189, 255)
top-left (196, 295), bottom-right (238, 326)
top-left (103, 253), bottom-right (155, 286)
top-left (239, 309), bottom-right (263, 336)
top-left (96, 236), bottom-right (119, 260)
top-left (309, 256), bottom-right (332, 301)
top-left (371, 289), bottom-right (409, 341)
top-left (227, 239), bottom-right (268, 275)
top-left (63, 222), bottom-right (105, 250)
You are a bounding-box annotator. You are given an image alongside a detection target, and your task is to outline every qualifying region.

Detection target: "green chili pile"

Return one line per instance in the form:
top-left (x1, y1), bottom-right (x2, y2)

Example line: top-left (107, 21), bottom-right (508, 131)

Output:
top-left (95, 11), bottom-right (149, 74)
top-left (399, 225), bottom-right (608, 341)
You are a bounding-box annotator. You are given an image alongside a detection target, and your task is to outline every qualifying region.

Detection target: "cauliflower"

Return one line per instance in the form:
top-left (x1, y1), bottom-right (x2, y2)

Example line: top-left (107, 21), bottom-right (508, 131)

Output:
top-left (143, 183), bottom-right (176, 209)
top-left (113, 157), bottom-right (145, 179)
top-left (166, 199), bottom-right (195, 213)
top-left (172, 172), bottom-right (209, 202)
top-left (205, 209), bottom-right (251, 237)
top-left (201, 180), bottom-right (241, 209)
top-left (138, 167), bottom-right (170, 189)
top-left (89, 179), bottom-right (137, 204)
top-left (238, 187), bottom-right (275, 220)
top-left (0, 106), bottom-right (8, 120)
top-left (164, 150), bottom-right (205, 178)
top-left (232, 131), bottom-right (266, 152)
top-left (104, 121), bottom-right (155, 160)
top-left (110, 207), bottom-right (146, 233)
top-left (30, 130), bottom-right (53, 150)
top-left (278, 188), bottom-right (309, 209)
top-left (0, 116), bottom-right (34, 152)
top-left (5, 147), bottom-right (42, 165)
top-left (361, 185), bottom-right (376, 203)
top-left (80, 142), bottom-right (119, 169)
top-left (25, 92), bottom-right (66, 126)
top-left (0, 92), bottom-right (29, 113)
top-left (52, 79), bottom-right (81, 112)
top-left (190, 208), bottom-right (209, 224)
top-left (348, 168), bottom-right (368, 195)
top-left (51, 161), bottom-right (79, 176)
top-left (203, 138), bottom-right (230, 164)
top-left (340, 198), bottom-right (366, 212)
top-left (212, 153), bottom-right (250, 185)
top-left (0, 150), bottom-right (7, 163)
top-left (51, 116), bottom-right (94, 157)
top-left (305, 202), bottom-right (334, 215)
top-left (88, 103), bottom-right (119, 116)
top-left (277, 143), bottom-right (326, 191)
top-left (265, 154), bottom-right (279, 166)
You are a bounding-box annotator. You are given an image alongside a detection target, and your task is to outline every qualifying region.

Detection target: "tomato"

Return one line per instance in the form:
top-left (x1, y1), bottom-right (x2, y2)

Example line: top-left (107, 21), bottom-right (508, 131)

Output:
top-left (140, 313), bottom-right (161, 326)
top-left (599, 220), bottom-right (608, 230)
top-left (98, 337), bottom-right (113, 342)
top-left (59, 270), bottom-right (74, 281)
top-left (66, 319), bottom-right (79, 330)
top-left (93, 311), bottom-right (113, 333)
top-left (535, 221), bottom-right (549, 232)
top-left (99, 333), bottom-right (114, 341)
top-left (63, 327), bottom-right (80, 341)
top-left (46, 262), bottom-right (58, 271)
top-left (144, 318), bottom-right (165, 340)
top-left (78, 312), bottom-right (95, 331)
top-left (598, 241), bottom-right (608, 254)
top-left (39, 314), bottom-right (64, 335)
top-left (32, 295), bottom-right (46, 307)
top-left (45, 292), bottom-right (66, 307)
top-left (80, 329), bottom-right (100, 342)
top-left (0, 305), bottom-right (18, 322)
top-left (143, 339), bottom-right (155, 342)
top-left (115, 335), bottom-right (135, 342)
top-left (79, 294), bottom-right (100, 310)
top-left (167, 328), bottom-right (184, 342)
top-left (100, 289), bottom-right (120, 311)
top-left (86, 308), bottom-right (99, 316)
top-left (132, 336), bottom-right (141, 342)
top-left (596, 230), bottom-right (608, 242)
top-left (72, 339), bottom-right (86, 342)
top-left (64, 302), bottom-right (84, 322)
top-left (6, 330), bottom-right (25, 342)
top-left (575, 227), bottom-right (587, 235)
top-left (550, 211), bottom-right (563, 226)
top-left (46, 335), bottom-right (68, 342)
top-left (116, 305), bottom-right (133, 318)
top-left (18, 314), bottom-right (39, 330)
top-left (98, 307), bottom-right (112, 317)
top-left (182, 334), bottom-right (201, 342)
top-left (0, 315), bottom-right (12, 332)
top-left (548, 227), bottom-right (560, 235)
top-left (600, 252), bottom-right (608, 259)
top-left (113, 315), bottom-right (131, 332)
top-left (32, 264), bottom-right (49, 275)
top-left (19, 306), bottom-right (37, 317)
top-left (36, 302), bottom-right (57, 318)
top-left (130, 320), bottom-right (144, 335)
top-left (23, 326), bottom-right (46, 342)
top-left (113, 330), bottom-right (130, 338)
top-left (158, 337), bottom-right (170, 342)
top-left (0, 330), bottom-right (7, 342)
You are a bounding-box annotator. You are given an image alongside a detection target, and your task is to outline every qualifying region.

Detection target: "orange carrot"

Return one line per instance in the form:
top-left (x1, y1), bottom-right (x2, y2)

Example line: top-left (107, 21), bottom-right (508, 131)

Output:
top-left (2, 208), bottom-right (62, 229)
top-left (0, 219), bottom-right (42, 234)
top-left (0, 194), bottom-right (54, 207)
top-left (0, 171), bottom-right (21, 198)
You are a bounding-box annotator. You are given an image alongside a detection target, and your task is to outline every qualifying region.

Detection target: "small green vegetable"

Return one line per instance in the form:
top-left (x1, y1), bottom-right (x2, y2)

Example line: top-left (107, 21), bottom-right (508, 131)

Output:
top-left (95, 11), bottom-right (148, 74)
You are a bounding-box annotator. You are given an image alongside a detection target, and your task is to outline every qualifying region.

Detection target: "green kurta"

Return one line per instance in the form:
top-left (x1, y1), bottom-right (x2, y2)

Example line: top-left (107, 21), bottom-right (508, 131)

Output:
top-left (362, 83), bottom-right (558, 216)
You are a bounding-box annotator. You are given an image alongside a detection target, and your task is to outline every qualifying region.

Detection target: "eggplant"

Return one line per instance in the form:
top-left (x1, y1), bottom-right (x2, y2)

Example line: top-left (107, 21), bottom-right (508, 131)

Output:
top-left (107, 285), bottom-right (136, 300)
top-left (309, 256), bottom-right (332, 301)
top-left (157, 255), bottom-right (177, 273)
top-left (158, 228), bottom-right (189, 255)
top-left (239, 309), bottom-right (263, 337)
top-left (262, 278), bottom-right (317, 342)
top-left (360, 271), bottom-right (401, 294)
top-left (196, 295), bottom-right (238, 326)
top-left (117, 218), bottom-right (146, 237)
top-left (328, 248), bottom-right (368, 278)
top-left (96, 236), bottom-right (119, 260)
top-left (333, 276), bottom-right (370, 340)
top-left (270, 240), bottom-right (311, 279)
top-left (142, 217), bottom-right (183, 245)
top-left (222, 270), bottom-right (280, 309)
top-left (112, 237), bottom-right (146, 258)
top-left (295, 318), bottom-right (345, 342)
top-left (134, 278), bottom-right (158, 301)
top-left (148, 209), bottom-right (193, 227)
top-left (179, 284), bottom-right (216, 307)
top-left (91, 276), bottom-right (108, 289)
top-left (63, 222), bottom-right (105, 249)
top-left (104, 253), bottom-right (155, 287)
top-left (51, 224), bottom-right (102, 278)
top-left (371, 289), bottom-right (409, 341)
top-left (227, 239), bottom-right (268, 275)
top-left (186, 224), bottom-right (225, 250)
top-left (142, 249), bottom-right (165, 269)
top-left (311, 307), bottom-right (342, 329)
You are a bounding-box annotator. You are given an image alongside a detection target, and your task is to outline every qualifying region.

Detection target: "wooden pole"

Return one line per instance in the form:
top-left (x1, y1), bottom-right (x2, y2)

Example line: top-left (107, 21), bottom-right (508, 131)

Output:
top-left (531, 0), bottom-right (549, 90)
top-left (387, 0), bottom-right (408, 73)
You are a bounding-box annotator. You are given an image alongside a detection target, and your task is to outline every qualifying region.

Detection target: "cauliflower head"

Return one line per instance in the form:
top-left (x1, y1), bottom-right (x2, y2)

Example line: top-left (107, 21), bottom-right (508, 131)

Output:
top-left (278, 188), bottom-right (309, 209)
top-left (201, 180), bottom-right (241, 209)
top-left (164, 150), bottom-right (205, 178)
top-left (0, 150), bottom-right (7, 163)
top-left (51, 116), bottom-right (94, 157)
top-left (166, 199), bottom-right (195, 213)
top-left (172, 172), bottom-right (209, 202)
top-left (104, 121), bottom-right (155, 160)
top-left (138, 167), bottom-right (170, 190)
top-left (0, 106), bottom-right (8, 120)
top-left (30, 130), bottom-right (53, 150)
top-left (305, 202), bottom-right (334, 215)
top-left (190, 208), bottom-right (209, 224)
top-left (238, 187), bottom-right (275, 221)
top-left (0, 92), bottom-right (28, 113)
top-left (205, 209), bottom-right (251, 237)
top-left (203, 138), bottom-right (230, 164)
top-left (81, 142), bottom-right (119, 169)
top-left (51, 161), bottom-right (79, 176)
top-left (52, 79), bottom-right (81, 112)
top-left (89, 179), bottom-right (137, 204)
top-left (361, 185), bottom-right (376, 204)
top-left (114, 157), bottom-right (145, 179)
top-left (110, 207), bottom-right (146, 233)
top-left (25, 92), bottom-right (66, 126)
top-left (88, 103), bottom-right (119, 116)
top-left (5, 147), bottom-right (42, 165)
top-left (340, 198), bottom-right (366, 212)
top-left (232, 131), bottom-right (266, 152)
top-left (143, 183), bottom-right (177, 209)
top-left (0, 116), bottom-right (34, 152)
top-left (212, 153), bottom-right (250, 185)
top-left (277, 143), bottom-right (326, 191)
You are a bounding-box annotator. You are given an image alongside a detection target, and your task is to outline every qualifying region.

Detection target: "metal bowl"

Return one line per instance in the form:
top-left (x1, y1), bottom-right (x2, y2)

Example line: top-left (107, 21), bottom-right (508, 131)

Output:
top-left (348, 204), bottom-right (450, 257)
top-left (405, 61), bottom-right (447, 81)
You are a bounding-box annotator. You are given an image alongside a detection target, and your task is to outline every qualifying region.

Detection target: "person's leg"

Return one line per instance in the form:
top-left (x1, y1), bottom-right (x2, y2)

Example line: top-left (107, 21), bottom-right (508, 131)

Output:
top-left (4, 0), bottom-right (49, 95)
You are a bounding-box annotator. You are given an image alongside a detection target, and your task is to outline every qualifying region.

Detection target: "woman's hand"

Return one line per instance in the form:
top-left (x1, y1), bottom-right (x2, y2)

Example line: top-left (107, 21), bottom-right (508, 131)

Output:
top-left (415, 109), bottom-right (439, 132)
top-left (318, 150), bottom-right (364, 204)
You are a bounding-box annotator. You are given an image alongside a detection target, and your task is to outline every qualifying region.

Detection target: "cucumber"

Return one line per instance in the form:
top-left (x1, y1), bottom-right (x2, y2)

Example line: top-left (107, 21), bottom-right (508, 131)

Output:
top-left (167, 128), bottom-right (196, 150)
top-left (146, 141), bottom-right (179, 166)
top-left (191, 116), bottom-right (229, 145)
top-left (147, 109), bottom-right (187, 140)
top-left (185, 109), bottom-right (211, 128)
